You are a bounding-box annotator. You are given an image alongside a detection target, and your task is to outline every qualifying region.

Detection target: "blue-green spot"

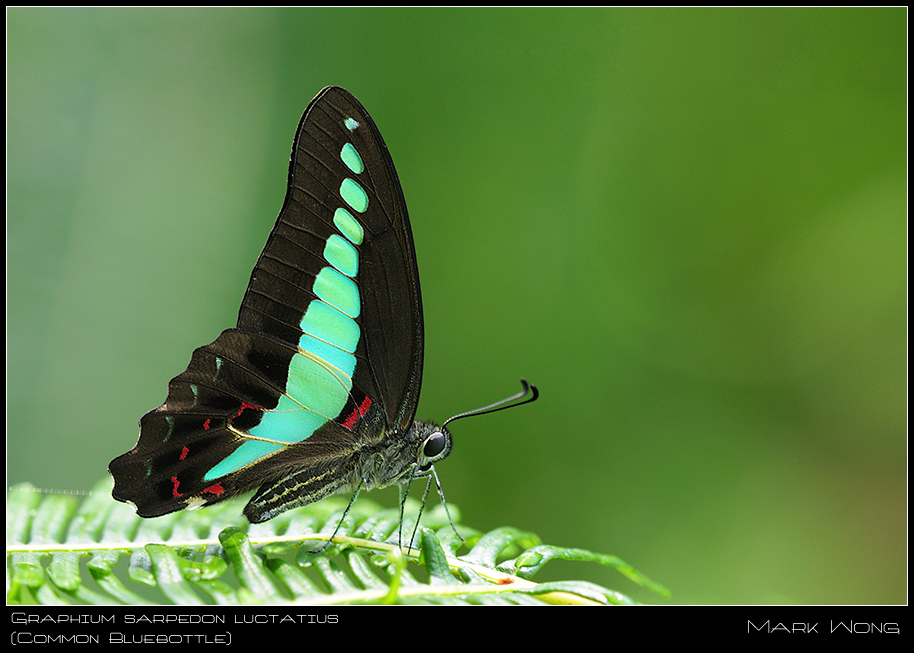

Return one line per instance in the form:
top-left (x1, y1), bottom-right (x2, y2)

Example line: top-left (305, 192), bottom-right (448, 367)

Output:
top-left (298, 332), bottom-right (356, 378)
top-left (247, 401), bottom-right (328, 446)
top-left (313, 267), bottom-right (360, 317)
top-left (345, 117), bottom-right (359, 131)
top-left (341, 143), bottom-right (364, 175)
top-left (245, 350), bottom-right (352, 446)
top-left (340, 178), bottom-right (368, 213)
top-left (300, 299), bottom-right (360, 355)
top-left (284, 352), bottom-right (350, 415)
top-left (204, 440), bottom-right (284, 480)
top-left (323, 233), bottom-right (358, 277)
top-left (333, 208), bottom-right (364, 245)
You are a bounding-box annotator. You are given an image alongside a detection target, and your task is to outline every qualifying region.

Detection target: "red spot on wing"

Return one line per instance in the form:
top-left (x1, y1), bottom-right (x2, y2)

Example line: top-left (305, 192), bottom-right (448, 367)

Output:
top-left (179, 446), bottom-right (189, 460)
top-left (235, 402), bottom-right (258, 418)
top-left (202, 483), bottom-right (225, 496)
top-left (171, 476), bottom-right (182, 498)
top-left (342, 396), bottom-right (373, 430)
top-left (203, 418), bottom-right (211, 430)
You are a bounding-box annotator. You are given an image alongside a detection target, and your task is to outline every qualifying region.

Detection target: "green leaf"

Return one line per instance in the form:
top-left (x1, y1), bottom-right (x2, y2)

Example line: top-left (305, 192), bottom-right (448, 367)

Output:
top-left (501, 545), bottom-right (671, 598)
top-left (6, 479), bottom-right (669, 605)
top-left (420, 529), bottom-right (461, 585)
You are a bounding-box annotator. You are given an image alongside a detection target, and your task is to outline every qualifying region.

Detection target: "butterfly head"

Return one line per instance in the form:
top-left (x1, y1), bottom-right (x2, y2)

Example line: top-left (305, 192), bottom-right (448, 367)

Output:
top-left (409, 420), bottom-right (453, 476)
top-left (409, 379), bottom-right (539, 475)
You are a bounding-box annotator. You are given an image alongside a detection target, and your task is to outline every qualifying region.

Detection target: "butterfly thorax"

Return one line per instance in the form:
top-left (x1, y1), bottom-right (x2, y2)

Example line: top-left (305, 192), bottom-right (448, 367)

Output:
top-left (241, 419), bottom-right (452, 523)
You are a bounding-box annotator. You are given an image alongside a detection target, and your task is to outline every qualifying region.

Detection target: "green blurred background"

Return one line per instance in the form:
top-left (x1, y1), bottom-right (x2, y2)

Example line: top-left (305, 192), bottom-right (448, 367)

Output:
top-left (7, 8), bottom-right (906, 604)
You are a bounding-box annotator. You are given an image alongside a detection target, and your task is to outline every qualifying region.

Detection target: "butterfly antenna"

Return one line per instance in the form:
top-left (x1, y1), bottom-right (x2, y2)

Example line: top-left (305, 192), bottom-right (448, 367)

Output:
top-left (442, 378), bottom-right (539, 428)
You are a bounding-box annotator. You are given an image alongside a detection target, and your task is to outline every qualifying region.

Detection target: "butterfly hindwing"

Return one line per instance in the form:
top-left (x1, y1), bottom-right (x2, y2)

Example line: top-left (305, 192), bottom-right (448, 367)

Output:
top-left (110, 87), bottom-right (424, 520)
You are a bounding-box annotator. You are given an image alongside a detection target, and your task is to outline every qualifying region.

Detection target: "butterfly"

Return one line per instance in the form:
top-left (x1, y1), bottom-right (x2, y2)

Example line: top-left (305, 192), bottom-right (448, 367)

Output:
top-left (109, 87), bottom-right (537, 544)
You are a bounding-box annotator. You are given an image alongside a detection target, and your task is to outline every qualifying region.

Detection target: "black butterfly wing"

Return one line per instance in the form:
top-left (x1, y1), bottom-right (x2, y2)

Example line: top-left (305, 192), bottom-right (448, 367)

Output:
top-left (109, 87), bottom-right (423, 520)
top-left (238, 87), bottom-right (423, 434)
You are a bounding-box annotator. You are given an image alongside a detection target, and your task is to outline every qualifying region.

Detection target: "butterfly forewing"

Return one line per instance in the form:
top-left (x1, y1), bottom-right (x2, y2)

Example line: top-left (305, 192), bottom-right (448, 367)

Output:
top-left (110, 87), bottom-right (424, 520)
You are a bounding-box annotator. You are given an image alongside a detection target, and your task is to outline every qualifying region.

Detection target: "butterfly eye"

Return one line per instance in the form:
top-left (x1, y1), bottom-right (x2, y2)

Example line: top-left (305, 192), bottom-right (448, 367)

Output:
top-left (423, 432), bottom-right (447, 459)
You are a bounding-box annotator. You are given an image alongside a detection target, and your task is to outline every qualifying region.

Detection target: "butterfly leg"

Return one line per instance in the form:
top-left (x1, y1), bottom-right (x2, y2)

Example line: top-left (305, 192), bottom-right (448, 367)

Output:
top-left (400, 475), bottom-right (432, 554)
top-left (428, 465), bottom-right (463, 546)
top-left (398, 465), bottom-right (463, 553)
top-left (307, 479), bottom-right (364, 554)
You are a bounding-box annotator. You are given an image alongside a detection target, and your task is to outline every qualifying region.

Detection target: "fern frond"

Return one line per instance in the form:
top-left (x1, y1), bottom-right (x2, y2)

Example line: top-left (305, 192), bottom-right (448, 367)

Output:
top-left (7, 480), bottom-right (669, 605)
